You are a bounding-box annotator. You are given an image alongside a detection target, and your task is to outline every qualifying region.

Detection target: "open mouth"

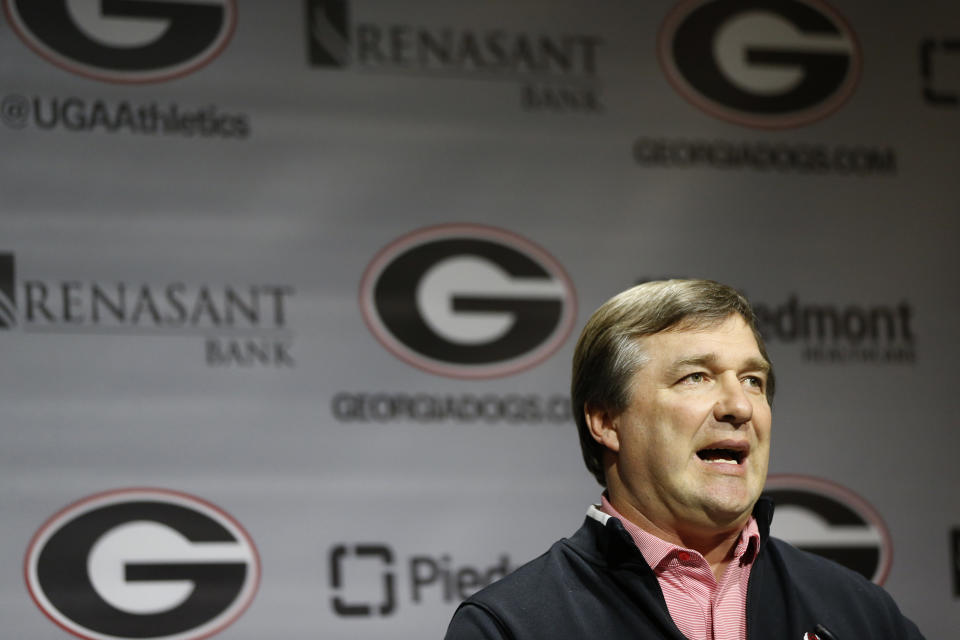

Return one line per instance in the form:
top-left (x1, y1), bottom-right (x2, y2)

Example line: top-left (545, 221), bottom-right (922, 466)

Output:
top-left (696, 448), bottom-right (746, 465)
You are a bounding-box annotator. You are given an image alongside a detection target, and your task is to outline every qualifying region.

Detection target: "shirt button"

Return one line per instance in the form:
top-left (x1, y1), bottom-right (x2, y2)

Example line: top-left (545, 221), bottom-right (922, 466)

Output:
top-left (677, 551), bottom-right (691, 563)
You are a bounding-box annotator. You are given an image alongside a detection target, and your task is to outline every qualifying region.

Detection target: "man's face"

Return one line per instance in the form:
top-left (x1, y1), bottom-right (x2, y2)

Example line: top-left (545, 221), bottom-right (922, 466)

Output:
top-left (609, 314), bottom-right (772, 537)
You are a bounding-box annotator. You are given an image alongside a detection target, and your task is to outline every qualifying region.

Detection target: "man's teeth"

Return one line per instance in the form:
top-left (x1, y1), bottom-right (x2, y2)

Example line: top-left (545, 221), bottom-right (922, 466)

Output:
top-left (697, 449), bottom-right (743, 464)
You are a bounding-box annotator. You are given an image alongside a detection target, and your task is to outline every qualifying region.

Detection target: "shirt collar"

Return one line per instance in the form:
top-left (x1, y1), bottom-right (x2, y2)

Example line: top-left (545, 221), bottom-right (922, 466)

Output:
top-left (588, 494), bottom-right (761, 569)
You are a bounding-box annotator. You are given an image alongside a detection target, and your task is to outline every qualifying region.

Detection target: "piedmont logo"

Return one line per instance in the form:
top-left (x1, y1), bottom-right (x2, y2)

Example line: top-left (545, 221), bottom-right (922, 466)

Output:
top-left (4, 0), bottom-right (237, 83)
top-left (24, 488), bottom-right (260, 640)
top-left (329, 543), bottom-right (513, 617)
top-left (763, 474), bottom-right (892, 584)
top-left (636, 279), bottom-right (914, 363)
top-left (359, 224), bottom-right (576, 379)
top-left (753, 295), bottom-right (915, 364)
top-left (658, 0), bottom-right (862, 128)
top-left (920, 38), bottom-right (960, 106)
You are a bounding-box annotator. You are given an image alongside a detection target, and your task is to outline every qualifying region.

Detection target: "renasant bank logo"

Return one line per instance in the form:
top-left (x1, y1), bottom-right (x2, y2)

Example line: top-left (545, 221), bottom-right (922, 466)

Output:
top-left (0, 252), bottom-right (295, 368)
top-left (305, 0), bottom-right (605, 114)
top-left (0, 253), bottom-right (16, 329)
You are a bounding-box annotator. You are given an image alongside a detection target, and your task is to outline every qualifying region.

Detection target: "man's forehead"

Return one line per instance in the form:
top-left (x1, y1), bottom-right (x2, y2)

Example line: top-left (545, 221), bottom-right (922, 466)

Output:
top-left (664, 352), bottom-right (771, 374)
top-left (640, 316), bottom-right (765, 364)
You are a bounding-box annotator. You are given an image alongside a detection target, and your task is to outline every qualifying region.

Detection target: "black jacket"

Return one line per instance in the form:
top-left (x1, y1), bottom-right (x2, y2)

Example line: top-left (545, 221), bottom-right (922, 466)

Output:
top-left (445, 499), bottom-right (924, 639)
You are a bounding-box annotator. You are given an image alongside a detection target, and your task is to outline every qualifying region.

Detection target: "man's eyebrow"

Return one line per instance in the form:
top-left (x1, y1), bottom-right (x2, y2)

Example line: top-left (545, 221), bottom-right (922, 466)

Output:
top-left (665, 353), bottom-right (770, 377)
top-left (665, 354), bottom-right (717, 378)
top-left (743, 357), bottom-right (771, 375)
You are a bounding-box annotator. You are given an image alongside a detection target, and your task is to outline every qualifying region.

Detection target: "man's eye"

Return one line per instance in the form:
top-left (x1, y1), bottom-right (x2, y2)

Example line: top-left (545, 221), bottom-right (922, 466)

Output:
top-left (743, 376), bottom-right (764, 390)
top-left (682, 372), bottom-right (706, 384)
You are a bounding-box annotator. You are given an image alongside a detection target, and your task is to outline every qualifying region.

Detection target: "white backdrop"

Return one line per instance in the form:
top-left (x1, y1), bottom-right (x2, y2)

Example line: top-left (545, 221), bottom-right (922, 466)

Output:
top-left (1, 1), bottom-right (958, 639)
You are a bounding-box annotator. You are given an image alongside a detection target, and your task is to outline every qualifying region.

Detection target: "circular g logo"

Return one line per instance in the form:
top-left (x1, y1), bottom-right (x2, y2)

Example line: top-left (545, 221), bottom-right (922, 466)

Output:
top-left (360, 224), bottom-right (577, 379)
top-left (24, 488), bottom-right (260, 640)
top-left (4, 0), bottom-right (237, 83)
top-left (659, 0), bottom-right (861, 128)
top-left (763, 475), bottom-right (892, 584)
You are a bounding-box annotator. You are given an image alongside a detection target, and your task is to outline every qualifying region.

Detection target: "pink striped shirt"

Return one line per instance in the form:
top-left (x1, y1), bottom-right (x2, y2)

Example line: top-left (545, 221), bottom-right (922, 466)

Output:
top-left (596, 495), bottom-right (760, 640)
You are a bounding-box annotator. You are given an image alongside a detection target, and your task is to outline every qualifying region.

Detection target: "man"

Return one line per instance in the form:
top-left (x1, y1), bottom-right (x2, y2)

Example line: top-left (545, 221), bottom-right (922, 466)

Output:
top-left (445, 279), bottom-right (924, 639)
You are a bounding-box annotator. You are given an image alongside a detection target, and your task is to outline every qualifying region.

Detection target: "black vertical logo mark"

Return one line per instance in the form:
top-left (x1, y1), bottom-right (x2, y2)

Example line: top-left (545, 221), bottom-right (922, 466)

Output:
top-left (330, 544), bottom-right (396, 616)
top-left (305, 0), bottom-right (350, 67)
top-left (0, 253), bottom-right (16, 329)
top-left (920, 38), bottom-right (960, 106)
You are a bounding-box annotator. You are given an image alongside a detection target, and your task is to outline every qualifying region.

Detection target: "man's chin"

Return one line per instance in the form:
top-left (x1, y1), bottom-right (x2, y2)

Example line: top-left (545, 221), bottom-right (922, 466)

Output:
top-left (696, 490), bottom-right (760, 528)
top-left (701, 504), bottom-right (753, 529)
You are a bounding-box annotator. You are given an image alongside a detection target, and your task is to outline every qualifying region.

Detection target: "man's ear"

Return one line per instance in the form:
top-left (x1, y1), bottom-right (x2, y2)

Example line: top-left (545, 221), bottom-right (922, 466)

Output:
top-left (584, 403), bottom-right (620, 453)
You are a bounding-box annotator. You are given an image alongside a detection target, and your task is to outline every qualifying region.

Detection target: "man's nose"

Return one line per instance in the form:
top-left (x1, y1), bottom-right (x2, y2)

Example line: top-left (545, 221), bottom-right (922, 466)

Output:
top-left (713, 373), bottom-right (753, 425)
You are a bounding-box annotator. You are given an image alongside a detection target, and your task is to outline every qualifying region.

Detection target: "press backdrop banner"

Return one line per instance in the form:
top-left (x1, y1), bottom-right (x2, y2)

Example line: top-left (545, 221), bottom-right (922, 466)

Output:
top-left (1, 1), bottom-right (958, 639)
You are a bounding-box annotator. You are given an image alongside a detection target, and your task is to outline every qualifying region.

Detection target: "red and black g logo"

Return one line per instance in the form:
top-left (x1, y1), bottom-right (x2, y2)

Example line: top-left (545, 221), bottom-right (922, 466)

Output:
top-left (763, 475), bottom-right (892, 584)
top-left (25, 488), bottom-right (260, 640)
top-left (4, 0), bottom-right (237, 83)
top-left (659, 0), bottom-right (861, 128)
top-left (360, 224), bottom-right (576, 379)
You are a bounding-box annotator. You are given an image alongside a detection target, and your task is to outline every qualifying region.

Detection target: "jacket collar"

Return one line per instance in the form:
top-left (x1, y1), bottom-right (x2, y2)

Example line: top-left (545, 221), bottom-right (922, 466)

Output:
top-left (753, 495), bottom-right (775, 542)
top-left (578, 496), bottom-right (776, 566)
